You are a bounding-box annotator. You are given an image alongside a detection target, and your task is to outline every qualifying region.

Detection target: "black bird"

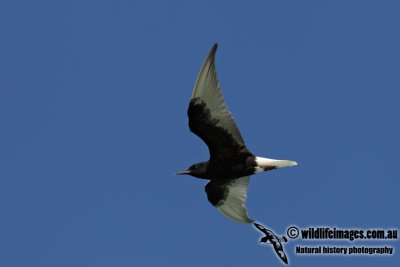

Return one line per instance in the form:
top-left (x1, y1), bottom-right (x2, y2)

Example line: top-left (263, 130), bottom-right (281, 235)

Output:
top-left (253, 222), bottom-right (289, 264)
top-left (177, 44), bottom-right (297, 223)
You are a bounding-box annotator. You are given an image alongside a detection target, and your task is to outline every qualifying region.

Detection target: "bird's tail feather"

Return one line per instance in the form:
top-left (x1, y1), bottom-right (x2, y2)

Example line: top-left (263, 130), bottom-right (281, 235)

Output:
top-left (255, 157), bottom-right (298, 169)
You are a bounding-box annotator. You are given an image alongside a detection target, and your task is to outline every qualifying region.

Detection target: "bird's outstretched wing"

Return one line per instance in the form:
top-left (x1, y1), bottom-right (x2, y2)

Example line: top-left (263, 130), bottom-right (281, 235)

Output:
top-left (188, 44), bottom-right (251, 161)
top-left (254, 222), bottom-right (269, 234)
top-left (273, 246), bottom-right (288, 265)
top-left (205, 176), bottom-right (253, 223)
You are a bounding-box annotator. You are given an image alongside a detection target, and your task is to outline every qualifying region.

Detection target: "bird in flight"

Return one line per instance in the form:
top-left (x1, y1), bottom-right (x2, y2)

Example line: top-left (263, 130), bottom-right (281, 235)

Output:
top-left (177, 43), bottom-right (297, 223)
top-left (253, 222), bottom-right (289, 264)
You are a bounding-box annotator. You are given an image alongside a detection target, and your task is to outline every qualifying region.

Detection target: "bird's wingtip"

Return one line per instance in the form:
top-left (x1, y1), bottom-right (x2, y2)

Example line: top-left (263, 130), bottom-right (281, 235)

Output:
top-left (209, 43), bottom-right (218, 57)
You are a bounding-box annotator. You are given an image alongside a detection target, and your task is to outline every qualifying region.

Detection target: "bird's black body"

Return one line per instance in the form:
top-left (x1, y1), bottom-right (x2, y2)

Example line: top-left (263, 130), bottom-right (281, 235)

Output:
top-left (187, 155), bottom-right (259, 180)
top-left (187, 154), bottom-right (258, 180)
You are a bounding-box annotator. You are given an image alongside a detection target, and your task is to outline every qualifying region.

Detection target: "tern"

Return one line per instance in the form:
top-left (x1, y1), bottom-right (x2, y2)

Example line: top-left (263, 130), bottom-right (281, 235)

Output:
top-left (177, 44), bottom-right (297, 223)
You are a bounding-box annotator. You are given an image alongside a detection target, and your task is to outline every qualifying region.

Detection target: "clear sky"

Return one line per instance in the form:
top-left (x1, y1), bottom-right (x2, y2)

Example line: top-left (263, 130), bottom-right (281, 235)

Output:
top-left (1, 1), bottom-right (399, 266)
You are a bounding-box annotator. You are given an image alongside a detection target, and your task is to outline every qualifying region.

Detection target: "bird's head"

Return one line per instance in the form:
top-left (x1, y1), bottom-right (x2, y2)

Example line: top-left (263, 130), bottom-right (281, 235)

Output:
top-left (176, 161), bottom-right (209, 178)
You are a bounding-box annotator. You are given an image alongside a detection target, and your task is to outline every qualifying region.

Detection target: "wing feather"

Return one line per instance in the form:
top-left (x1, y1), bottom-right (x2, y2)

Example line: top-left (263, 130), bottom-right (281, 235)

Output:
top-left (188, 44), bottom-right (251, 161)
top-left (205, 176), bottom-right (253, 223)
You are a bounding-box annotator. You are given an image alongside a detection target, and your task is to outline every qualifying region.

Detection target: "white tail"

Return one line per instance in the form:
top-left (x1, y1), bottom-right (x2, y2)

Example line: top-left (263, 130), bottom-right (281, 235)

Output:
top-left (255, 156), bottom-right (297, 172)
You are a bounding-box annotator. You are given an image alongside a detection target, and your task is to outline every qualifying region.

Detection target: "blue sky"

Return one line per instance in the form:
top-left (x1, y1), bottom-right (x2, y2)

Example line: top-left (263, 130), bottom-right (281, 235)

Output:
top-left (1, 0), bottom-right (399, 266)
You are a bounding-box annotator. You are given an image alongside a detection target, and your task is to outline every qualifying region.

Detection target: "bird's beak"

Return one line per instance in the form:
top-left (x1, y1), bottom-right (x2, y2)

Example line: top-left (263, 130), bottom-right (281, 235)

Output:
top-left (175, 170), bottom-right (191, 175)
